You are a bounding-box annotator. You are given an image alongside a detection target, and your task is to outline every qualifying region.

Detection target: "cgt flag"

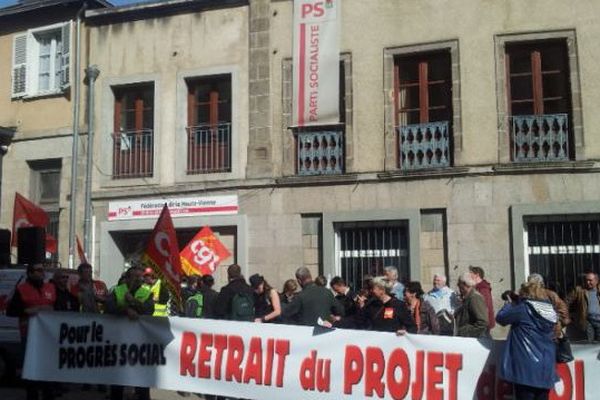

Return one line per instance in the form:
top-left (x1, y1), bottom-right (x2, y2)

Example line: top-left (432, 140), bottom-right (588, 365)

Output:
top-left (141, 205), bottom-right (183, 308)
top-left (12, 192), bottom-right (57, 254)
top-left (180, 226), bottom-right (231, 276)
top-left (76, 235), bottom-right (87, 264)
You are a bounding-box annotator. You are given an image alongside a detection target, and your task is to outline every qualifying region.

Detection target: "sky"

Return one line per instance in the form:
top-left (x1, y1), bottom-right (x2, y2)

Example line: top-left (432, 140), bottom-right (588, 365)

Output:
top-left (0, 0), bottom-right (151, 8)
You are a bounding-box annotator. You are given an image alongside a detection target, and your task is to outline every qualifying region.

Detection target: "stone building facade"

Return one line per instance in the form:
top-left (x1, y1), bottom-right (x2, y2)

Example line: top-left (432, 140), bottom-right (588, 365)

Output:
top-left (3, 0), bottom-right (600, 336)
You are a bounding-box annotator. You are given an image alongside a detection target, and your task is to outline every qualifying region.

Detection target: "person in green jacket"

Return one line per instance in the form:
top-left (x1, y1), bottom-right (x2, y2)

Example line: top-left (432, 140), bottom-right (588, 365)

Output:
top-left (281, 267), bottom-right (344, 326)
top-left (455, 272), bottom-right (489, 338)
top-left (105, 266), bottom-right (154, 400)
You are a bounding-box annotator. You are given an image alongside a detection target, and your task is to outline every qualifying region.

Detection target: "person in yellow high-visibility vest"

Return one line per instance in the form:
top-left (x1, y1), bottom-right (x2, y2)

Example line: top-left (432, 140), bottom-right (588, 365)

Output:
top-left (143, 267), bottom-right (170, 316)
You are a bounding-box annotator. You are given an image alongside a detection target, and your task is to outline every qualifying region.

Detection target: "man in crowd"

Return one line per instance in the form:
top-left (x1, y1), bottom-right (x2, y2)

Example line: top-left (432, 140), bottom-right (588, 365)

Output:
top-left (384, 266), bottom-right (404, 300)
top-left (105, 266), bottom-right (154, 400)
top-left (469, 266), bottom-right (495, 331)
top-left (52, 270), bottom-right (79, 312)
top-left (567, 271), bottom-right (600, 341)
top-left (143, 267), bottom-right (170, 317)
top-left (282, 267), bottom-right (344, 325)
top-left (7, 263), bottom-right (56, 400)
top-left (200, 274), bottom-right (219, 319)
top-left (215, 264), bottom-right (255, 321)
top-left (423, 274), bottom-right (459, 314)
top-left (455, 272), bottom-right (489, 338)
top-left (423, 274), bottom-right (459, 335)
top-left (330, 276), bottom-right (357, 318)
top-left (71, 262), bottom-right (108, 313)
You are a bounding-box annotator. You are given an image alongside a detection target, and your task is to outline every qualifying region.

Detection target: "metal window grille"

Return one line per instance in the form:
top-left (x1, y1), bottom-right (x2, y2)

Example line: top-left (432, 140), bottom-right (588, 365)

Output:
top-left (335, 222), bottom-right (410, 291)
top-left (526, 218), bottom-right (600, 297)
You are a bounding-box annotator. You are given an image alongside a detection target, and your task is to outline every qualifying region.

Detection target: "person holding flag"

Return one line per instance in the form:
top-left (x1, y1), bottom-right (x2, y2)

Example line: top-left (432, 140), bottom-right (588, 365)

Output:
top-left (12, 192), bottom-right (57, 257)
top-left (141, 204), bottom-right (184, 315)
top-left (143, 267), bottom-right (170, 316)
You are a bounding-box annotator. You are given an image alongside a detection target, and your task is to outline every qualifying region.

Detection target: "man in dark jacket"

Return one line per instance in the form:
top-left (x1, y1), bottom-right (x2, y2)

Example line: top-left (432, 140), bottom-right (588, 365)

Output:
top-left (456, 272), bottom-right (489, 337)
top-left (199, 274), bottom-right (219, 319)
top-left (52, 270), bottom-right (79, 312)
top-left (214, 264), bottom-right (254, 320)
top-left (470, 266), bottom-right (495, 330)
top-left (281, 267), bottom-right (344, 326)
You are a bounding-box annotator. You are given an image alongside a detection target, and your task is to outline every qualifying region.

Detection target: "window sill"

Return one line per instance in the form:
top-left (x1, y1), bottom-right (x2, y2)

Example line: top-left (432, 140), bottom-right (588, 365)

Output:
top-left (20, 90), bottom-right (68, 101)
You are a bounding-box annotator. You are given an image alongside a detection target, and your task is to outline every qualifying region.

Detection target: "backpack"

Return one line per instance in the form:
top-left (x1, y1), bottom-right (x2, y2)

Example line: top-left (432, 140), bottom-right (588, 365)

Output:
top-left (230, 292), bottom-right (255, 321)
top-left (185, 293), bottom-right (204, 318)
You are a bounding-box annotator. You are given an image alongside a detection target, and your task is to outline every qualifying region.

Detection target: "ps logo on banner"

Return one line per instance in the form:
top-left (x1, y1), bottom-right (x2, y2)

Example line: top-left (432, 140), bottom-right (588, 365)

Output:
top-left (301, 1), bottom-right (334, 19)
top-left (190, 240), bottom-right (219, 273)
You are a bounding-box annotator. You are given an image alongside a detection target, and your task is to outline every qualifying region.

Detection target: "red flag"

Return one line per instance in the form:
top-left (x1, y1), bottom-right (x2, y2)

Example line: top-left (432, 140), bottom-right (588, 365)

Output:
top-left (12, 192), bottom-right (49, 247)
top-left (76, 236), bottom-right (87, 263)
top-left (46, 234), bottom-right (58, 255)
top-left (141, 205), bottom-right (183, 306)
top-left (180, 226), bottom-right (231, 276)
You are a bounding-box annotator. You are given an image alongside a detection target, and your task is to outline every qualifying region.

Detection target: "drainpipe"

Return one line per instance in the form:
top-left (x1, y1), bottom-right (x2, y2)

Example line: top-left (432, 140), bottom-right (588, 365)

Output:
top-left (83, 65), bottom-right (99, 256)
top-left (68, 3), bottom-right (87, 269)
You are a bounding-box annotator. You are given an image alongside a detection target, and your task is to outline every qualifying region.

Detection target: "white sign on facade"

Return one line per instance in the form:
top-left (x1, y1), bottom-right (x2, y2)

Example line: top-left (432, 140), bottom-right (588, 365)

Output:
top-left (107, 195), bottom-right (238, 221)
top-left (292, 0), bottom-right (341, 126)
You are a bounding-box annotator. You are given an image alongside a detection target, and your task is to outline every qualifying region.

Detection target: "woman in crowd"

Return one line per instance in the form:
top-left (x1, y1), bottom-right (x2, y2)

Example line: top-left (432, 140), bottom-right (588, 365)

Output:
top-left (404, 281), bottom-right (439, 334)
top-left (496, 282), bottom-right (559, 400)
top-left (357, 276), bottom-right (417, 334)
top-left (279, 279), bottom-right (298, 305)
top-left (249, 273), bottom-right (281, 323)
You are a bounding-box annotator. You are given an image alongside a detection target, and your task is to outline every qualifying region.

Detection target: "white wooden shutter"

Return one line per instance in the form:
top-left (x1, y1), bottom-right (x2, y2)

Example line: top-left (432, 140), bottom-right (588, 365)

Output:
top-left (12, 34), bottom-right (28, 98)
top-left (60, 21), bottom-right (72, 89)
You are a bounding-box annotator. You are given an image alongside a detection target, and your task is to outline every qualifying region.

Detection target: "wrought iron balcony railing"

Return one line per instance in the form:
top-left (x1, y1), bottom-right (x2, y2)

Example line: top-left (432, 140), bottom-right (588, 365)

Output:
top-left (398, 121), bottom-right (450, 170)
top-left (112, 129), bottom-right (153, 179)
top-left (297, 129), bottom-right (344, 176)
top-left (186, 123), bottom-right (232, 174)
top-left (512, 114), bottom-right (569, 162)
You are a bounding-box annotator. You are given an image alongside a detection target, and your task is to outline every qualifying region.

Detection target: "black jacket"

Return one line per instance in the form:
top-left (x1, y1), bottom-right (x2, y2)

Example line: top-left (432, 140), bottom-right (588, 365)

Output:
top-left (363, 296), bottom-right (417, 333)
top-left (54, 286), bottom-right (80, 312)
top-left (214, 278), bottom-right (254, 319)
top-left (200, 287), bottom-right (219, 319)
top-left (282, 282), bottom-right (344, 326)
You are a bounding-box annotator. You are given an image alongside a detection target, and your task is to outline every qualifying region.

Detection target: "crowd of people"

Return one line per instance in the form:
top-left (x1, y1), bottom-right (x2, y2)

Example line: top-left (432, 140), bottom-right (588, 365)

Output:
top-left (7, 260), bottom-right (600, 400)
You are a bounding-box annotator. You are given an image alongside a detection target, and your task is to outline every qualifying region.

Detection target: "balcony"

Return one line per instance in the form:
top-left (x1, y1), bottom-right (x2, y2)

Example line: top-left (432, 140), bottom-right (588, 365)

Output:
top-left (398, 121), bottom-right (450, 170)
top-left (112, 129), bottom-right (153, 179)
top-left (186, 123), bottom-right (231, 174)
top-left (296, 129), bottom-right (344, 176)
top-left (512, 114), bottom-right (570, 162)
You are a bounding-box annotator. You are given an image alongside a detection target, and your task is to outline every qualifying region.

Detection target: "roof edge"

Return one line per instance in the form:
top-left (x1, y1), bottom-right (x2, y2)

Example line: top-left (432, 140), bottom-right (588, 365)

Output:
top-left (86, 0), bottom-right (248, 24)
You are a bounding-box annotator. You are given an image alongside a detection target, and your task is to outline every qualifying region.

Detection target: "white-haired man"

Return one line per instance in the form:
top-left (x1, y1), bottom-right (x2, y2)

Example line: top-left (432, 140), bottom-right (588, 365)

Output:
top-left (384, 266), bottom-right (405, 300)
top-left (455, 272), bottom-right (489, 337)
top-left (423, 274), bottom-right (459, 315)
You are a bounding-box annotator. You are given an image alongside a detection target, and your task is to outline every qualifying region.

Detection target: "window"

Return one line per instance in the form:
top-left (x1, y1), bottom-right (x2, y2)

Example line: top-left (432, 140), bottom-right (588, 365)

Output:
top-left (12, 22), bottom-right (71, 98)
top-left (186, 75), bottom-right (232, 174)
top-left (394, 51), bottom-right (452, 170)
top-left (526, 217), bottom-right (600, 297)
top-left (506, 40), bottom-right (573, 161)
top-left (112, 83), bottom-right (154, 179)
top-left (28, 159), bottom-right (61, 263)
top-left (335, 221), bottom-right (409, 291)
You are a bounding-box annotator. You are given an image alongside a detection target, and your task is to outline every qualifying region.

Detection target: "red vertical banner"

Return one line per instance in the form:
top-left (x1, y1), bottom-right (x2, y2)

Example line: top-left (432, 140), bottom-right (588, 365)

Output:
top-left (141, 205), bottom-right (183, 307)
top-left (180, 226), bottom-right (231, 276)
top-left (292, 0), bottom-right (341, 126)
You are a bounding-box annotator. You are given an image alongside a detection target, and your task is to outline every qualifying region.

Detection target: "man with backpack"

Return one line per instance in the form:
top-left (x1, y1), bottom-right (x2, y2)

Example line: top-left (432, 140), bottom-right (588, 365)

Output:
top-left (214, 264), bottom-right (255, 321)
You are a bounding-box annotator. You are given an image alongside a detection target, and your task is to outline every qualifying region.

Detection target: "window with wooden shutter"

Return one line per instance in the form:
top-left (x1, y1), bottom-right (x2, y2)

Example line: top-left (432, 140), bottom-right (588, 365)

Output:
top-left (60, 21), bottom-right (71, 89)
top-left (12, 34), bottom-right (28, 98)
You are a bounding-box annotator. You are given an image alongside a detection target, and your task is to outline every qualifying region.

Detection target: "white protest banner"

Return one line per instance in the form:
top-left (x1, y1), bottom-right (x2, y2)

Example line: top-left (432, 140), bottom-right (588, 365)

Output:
top-left (107, 195), bottom-right (238, 221)
top-left (25, 312), bottom-right (489, 400)
top-left (292, 0), bottom-right (341, 126)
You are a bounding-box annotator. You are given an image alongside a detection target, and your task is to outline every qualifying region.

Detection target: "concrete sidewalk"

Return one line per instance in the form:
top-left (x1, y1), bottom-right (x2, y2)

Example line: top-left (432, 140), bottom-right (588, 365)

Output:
top-left (0, 386), bottom-right (204, 400)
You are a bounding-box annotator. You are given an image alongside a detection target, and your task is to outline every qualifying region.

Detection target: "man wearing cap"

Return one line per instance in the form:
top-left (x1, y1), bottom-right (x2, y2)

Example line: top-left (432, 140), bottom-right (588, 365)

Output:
top-left (143, 267), bottom-right (170, 317)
